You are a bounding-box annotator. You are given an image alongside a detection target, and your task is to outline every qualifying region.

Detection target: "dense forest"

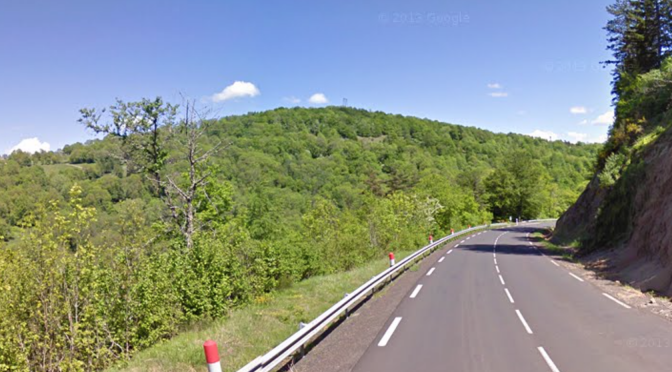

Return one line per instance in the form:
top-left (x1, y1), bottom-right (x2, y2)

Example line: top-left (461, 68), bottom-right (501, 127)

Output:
top-left (0, 105), bottom-right (598, 370)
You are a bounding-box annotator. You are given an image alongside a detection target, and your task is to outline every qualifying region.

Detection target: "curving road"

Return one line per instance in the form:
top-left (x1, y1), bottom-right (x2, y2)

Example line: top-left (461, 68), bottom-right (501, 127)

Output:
top-left (350, 224), bottom-right (672, 372)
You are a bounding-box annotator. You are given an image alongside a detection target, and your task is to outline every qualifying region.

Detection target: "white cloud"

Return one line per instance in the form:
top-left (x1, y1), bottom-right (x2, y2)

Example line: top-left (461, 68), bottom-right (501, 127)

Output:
top-left (308, 93), bottom-right (329, 104)
top-left (570, 106), bottom-right (588, 114)
top-left (284, 96), bottom-right (301, 104)
top-left (566, 132), bottom-right (588, 143)
top-left (591, 111), bottom-right (615, 126)
top-left (594, 134), bottom-right (608, 143)
top-left (529, 130), bottom-right (559, 141)
top-left (487, 83), bottom-right (502, 89)
top-left (488, 92), bottom-right (509, 98)
top-left (6, 137), bottom-right (50, 154)
top-left (211, 81), bottom-right (260, 102)
top-left (578, 119), bottom-right (589, 125)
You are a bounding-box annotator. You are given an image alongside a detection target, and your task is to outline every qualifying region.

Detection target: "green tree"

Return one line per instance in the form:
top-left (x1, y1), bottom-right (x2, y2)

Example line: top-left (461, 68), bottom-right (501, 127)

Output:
top-left (485, 151), bottom-right (548, 220)
top-left (79, 97), bottom-right (177, 194)
top-left (605, 0), bottom-right (672, 95)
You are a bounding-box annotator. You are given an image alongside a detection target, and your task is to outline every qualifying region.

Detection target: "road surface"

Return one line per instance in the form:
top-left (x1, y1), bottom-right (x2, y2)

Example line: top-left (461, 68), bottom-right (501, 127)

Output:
top-left (351, 224), bottom-right (672, 372)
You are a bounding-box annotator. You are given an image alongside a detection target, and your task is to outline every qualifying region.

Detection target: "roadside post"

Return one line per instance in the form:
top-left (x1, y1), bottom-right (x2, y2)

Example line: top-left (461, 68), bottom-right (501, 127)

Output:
top-left (389, 252), bottom-right (395, 267)
top-left (429, 234), bottom-right (433, 244)
top-left (203, 340), bottom-right (222, 372)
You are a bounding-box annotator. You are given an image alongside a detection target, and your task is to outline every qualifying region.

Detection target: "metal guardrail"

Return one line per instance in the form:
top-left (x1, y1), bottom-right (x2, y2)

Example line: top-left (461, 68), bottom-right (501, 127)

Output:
top-left (235, 219), bottom-right (559, 371)
top-left (235, 222), bottom-right (521, 372)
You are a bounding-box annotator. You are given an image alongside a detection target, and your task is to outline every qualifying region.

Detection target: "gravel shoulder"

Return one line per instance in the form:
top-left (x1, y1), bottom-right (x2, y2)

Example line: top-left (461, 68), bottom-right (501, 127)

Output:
top-left (536, 235), bottom-right (672, 323)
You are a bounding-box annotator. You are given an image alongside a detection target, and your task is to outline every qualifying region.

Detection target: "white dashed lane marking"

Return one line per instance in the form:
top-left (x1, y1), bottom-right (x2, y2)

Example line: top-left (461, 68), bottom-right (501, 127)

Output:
top-left (409, 285), bottom-right (423, 299)
top-left (378, 317), bottom-right (402, 347)
top-left (504, 288), bottom-right (515, 303)
top-left (569, 273), bottom-right (585, 282)
top-left (515, 309), bottom-right (533, 334)
top-left (603, 293), bottom-right (631, 309)
top-left (538, 347), bottom-right (561, 372)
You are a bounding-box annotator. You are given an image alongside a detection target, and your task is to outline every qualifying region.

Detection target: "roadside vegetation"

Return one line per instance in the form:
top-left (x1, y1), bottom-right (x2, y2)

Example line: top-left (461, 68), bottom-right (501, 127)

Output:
top-left (558, 0), bottom-right (672, 254)
top-left (109, 250), bottom-right (399, 372)
top-left (533, 230), bottom-right (578, 262)
top-left (0, 103), bottom-right (598, 370)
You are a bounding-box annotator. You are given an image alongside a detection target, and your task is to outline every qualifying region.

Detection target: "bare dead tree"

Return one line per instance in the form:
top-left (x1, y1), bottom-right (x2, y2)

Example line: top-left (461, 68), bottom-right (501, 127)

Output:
top-left (162, 100), bottom-right (222, 250)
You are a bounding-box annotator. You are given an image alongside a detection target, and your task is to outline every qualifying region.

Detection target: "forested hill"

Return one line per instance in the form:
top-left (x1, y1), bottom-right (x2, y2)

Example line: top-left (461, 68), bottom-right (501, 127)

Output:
top-left (1, 107), bottom-right (598, 244)
top-left (0, 106), bottom-right (598, 370)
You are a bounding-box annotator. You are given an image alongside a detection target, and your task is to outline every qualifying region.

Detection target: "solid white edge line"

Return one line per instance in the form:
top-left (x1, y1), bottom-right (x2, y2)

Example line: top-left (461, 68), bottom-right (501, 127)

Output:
top-left (438, 257), bottom-right (445, 263)
top-left (495, 265), bottom-right (500, 274)
top-left (603, 293), bottom-right (632, 309)
top-left (515, 309), bottom-right (533, 334)
top-left (378, 317), bottom-right (402, 347)
top-left (426, 267), bottom-right (436, 276)
top-left (538, 347), bottom-right (561, 372)
top-left (569, 273), bottom-right (585, 282)
top-left (410, 285), bottom-right (423, 299)
top-left (504, 288), bottom-right (515, 303)
top-left (499, 275), bottom-right (506, 285)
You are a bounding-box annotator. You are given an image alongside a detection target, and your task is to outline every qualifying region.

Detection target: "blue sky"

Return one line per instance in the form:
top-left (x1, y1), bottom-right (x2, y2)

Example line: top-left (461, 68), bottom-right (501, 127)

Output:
top-left (1, 0), bottom-right (615, 154)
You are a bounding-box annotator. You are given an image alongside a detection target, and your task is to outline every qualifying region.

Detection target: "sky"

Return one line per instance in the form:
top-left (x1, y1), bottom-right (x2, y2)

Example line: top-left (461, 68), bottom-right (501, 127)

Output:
top-left (0, 0), bottom-right (616, 154)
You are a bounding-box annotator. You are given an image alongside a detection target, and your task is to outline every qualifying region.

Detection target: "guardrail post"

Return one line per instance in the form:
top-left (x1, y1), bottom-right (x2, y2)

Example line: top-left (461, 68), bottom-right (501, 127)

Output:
top-left (389, 252), bottom-right (395, 267)
top-left (203, 340), bottom-right (222, 372)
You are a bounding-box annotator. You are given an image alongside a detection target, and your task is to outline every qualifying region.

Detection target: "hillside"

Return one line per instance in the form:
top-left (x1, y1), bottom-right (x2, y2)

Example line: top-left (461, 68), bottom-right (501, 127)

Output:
top-left (555, 58), bottom-right (672, 295)
top-left (0, 107), bottom-right (599, 370)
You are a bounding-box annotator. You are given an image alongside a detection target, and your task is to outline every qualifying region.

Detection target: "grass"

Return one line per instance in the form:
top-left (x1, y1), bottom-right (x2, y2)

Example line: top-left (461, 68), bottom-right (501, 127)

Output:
top-left (109, 250), bottom-right (415, 372)
top-left (108, 228), bottom-right (491, 372)
top-left (41, 163), bottom-right (86, 176)
top-left (532, 231), bottom-right (577, 262)
top-left (632, 125), bottom-right (666, 152)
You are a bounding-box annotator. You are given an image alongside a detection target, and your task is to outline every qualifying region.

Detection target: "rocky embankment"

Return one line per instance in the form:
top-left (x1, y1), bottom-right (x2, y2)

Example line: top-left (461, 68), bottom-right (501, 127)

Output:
top-left (555, 127), bottom-right (672, 296)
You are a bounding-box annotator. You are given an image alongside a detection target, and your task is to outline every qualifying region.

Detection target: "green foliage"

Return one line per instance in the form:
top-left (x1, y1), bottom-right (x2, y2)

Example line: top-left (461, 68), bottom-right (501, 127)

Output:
top-left (568, 5), bottom-right (672, 253)
top-left (598, 152), bottom-right (627, 187)
top-left (0, 107), bottom-right (598, 370)
top-left (484, 151), bottom-right (550, 220)
top-left (605, 0), bottom-right (672, 95)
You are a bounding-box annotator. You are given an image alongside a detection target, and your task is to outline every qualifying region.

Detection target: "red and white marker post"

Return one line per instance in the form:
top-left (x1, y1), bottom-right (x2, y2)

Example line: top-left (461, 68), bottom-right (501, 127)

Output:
top-left (429, 234), bottom-right (433, 244)
top-left (389, 252), bottom-right (395, 267)
top-left (451, 228), bottom-right (454, 235)
top-left (203, 340), bottom-right (222, 372)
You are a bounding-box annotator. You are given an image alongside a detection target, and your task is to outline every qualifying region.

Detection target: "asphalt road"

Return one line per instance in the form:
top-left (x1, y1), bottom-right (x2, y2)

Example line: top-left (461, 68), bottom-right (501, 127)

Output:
top-left (351, 224), bottom-right (672, 372)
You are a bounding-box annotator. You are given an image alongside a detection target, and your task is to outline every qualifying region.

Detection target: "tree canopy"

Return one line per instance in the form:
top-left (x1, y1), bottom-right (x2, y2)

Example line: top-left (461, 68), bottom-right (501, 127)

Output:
top-left (0, 105), bottom-right (598, 370)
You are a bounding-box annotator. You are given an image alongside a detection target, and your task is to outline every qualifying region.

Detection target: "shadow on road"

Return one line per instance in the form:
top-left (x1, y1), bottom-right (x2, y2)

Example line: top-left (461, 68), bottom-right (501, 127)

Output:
top-left (458, 227), bottom-right (574, 263)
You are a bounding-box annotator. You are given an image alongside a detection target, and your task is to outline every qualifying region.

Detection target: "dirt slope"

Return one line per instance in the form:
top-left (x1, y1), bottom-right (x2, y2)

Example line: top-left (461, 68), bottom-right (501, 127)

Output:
top-left (556, 127), bottom-right (672, 296)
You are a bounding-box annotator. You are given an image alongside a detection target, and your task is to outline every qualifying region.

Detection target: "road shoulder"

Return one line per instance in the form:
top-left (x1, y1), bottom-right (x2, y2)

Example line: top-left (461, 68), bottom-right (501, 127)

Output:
top-left (291, 239), bottom-right (456, 372)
